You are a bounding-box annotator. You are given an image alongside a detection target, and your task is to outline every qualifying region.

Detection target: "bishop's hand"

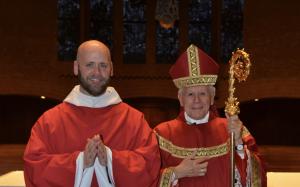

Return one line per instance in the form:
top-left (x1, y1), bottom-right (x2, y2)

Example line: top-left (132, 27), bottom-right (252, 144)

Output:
top-left (174, 151), bottom-right (210, 179)
top-left (226, 113), bottom-right (243, 145)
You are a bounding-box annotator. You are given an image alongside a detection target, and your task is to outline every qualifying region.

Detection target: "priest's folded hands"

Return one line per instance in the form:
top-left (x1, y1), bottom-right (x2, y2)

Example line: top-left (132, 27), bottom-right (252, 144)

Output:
top-left (83, 134), bottom-right (107, 169)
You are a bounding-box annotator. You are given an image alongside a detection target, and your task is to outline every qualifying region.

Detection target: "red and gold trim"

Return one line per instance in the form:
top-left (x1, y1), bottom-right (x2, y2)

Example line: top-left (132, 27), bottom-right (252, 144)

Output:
top-left (159, 167), bottom-right (175, 187)
top-left (187, 44), bottom-right (201, 77)
top-left (241, 126), bottom-right (251, 138)
top-left (250, 154), bottom-right (262, 187)
top-left (173, 75), bottom-right (218, 88)
top-left (155, 132), bottom-right (229, 159)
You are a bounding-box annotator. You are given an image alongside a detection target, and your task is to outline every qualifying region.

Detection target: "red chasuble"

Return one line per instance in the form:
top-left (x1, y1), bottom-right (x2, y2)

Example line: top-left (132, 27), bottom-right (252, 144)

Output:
top-left (154, 112), bottom-right (266, 187)
top-left (24, 102), bottom-right (160, 187)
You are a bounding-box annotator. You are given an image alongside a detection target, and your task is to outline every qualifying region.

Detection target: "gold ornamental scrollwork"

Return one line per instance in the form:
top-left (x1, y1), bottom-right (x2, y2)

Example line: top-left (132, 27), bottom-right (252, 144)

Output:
top-left (225, 49), bottom-right (251, 116)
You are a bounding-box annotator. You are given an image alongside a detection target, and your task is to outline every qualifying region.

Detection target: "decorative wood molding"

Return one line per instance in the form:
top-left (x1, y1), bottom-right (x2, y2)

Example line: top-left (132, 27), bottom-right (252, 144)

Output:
top-left (112, 75), bottom-right (171, 80)
top-left (258, 146), bottom-right (300, 172)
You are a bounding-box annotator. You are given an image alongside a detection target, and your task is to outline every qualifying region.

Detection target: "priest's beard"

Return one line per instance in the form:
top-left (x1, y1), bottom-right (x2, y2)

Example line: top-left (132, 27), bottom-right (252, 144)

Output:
top-left (78, 70), bottom-right (110, 96)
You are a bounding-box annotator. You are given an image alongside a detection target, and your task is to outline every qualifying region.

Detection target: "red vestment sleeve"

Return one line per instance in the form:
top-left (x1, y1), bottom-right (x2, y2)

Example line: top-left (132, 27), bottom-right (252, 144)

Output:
top-left (242, 129), bottom-right (267, 187)
top-left (111, 115), bottom-right (161, 187)
top-left (23, 120), bottom-right (79, 187)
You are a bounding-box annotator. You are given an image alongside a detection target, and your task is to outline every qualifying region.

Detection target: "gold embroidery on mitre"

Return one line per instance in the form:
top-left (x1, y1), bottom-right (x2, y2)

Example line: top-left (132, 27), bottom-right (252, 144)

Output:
top-left (155, 133), bottom-right (229, 158)
top-left (173, 75), bottom-right (218, 89)
top-left (187, 44), bottom-right (200, 77)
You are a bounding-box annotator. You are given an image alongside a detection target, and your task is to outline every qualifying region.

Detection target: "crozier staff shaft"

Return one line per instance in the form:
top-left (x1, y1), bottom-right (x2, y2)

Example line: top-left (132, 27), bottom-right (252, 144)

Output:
top-left (225, 49), bottom-right (251, 187)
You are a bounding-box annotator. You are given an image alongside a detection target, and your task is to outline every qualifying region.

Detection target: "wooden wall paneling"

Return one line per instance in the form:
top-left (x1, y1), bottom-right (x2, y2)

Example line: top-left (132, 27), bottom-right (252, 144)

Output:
top-left (259, 146), bottom-right (300, 172)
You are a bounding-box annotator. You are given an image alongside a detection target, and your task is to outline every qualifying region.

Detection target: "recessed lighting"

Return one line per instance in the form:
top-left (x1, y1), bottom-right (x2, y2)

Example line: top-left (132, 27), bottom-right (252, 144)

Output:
top-left (40, 96), bottom-right (46, 99)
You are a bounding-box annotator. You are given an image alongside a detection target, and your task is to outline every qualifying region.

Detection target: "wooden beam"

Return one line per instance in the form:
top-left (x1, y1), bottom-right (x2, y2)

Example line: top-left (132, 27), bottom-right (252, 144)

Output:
top-left (211, 0), bottom-right (222, 62)
top-left (112, 0), bottom-right (123, 66)
top-left (79, 0), bottom-right (90, 43)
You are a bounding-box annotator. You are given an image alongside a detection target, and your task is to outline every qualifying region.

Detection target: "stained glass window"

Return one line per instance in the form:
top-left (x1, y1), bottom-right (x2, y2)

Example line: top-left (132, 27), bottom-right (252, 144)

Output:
top-left (156, 22), bottom-right (179, 64)
top-left (123, 0), bottom-right (146, 64)
top-left (58, 0), bottom-right (245, 64)
top-left (89, 0), bottom-right (113, 49)
top-left (57, 0), bottom-right (80, 61)
top-left (221, 0), bottom-right (245, 63)
top-left (188, 0), bottom-right (212, 54)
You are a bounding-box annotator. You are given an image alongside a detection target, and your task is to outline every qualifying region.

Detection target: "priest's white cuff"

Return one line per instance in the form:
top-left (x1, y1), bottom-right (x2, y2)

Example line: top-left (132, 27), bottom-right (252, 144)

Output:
top-left (75, 147), bottom-right (115, 187)
top-left (94, 146), bottom-right (115, 187)
top-left (74, 152), bottom-right (94, 187)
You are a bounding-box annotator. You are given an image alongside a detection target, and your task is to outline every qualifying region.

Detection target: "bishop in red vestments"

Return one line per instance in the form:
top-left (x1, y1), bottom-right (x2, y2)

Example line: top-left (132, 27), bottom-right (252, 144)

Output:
top-left (154, 44), bottom-right (266, 187)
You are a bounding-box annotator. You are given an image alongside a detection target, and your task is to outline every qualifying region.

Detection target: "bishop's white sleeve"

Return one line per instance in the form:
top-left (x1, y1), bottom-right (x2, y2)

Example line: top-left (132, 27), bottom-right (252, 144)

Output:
top-left (94, 146), bottom-right (115, 187)
top-left (74, 152), bottom-right (94, 187)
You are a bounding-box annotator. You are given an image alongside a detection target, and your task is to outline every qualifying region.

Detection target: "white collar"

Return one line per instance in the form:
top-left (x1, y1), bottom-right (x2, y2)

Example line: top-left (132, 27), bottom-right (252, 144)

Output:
top-left (64, 85), bottom-right (122, 108)
top-left (184, 112), bottom-right (209, 125)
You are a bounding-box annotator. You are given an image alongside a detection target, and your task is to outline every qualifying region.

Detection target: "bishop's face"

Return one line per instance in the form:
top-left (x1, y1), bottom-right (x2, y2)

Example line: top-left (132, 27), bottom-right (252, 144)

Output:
top-left (178, 85), bottom-right (215, 120)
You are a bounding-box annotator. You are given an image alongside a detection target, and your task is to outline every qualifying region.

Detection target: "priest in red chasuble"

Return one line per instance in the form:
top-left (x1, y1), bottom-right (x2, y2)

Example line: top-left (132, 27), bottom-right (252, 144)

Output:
top-left (23, 40), bottom-right (160, 187)
top-left (154, 44), bottom-right (266, 187)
